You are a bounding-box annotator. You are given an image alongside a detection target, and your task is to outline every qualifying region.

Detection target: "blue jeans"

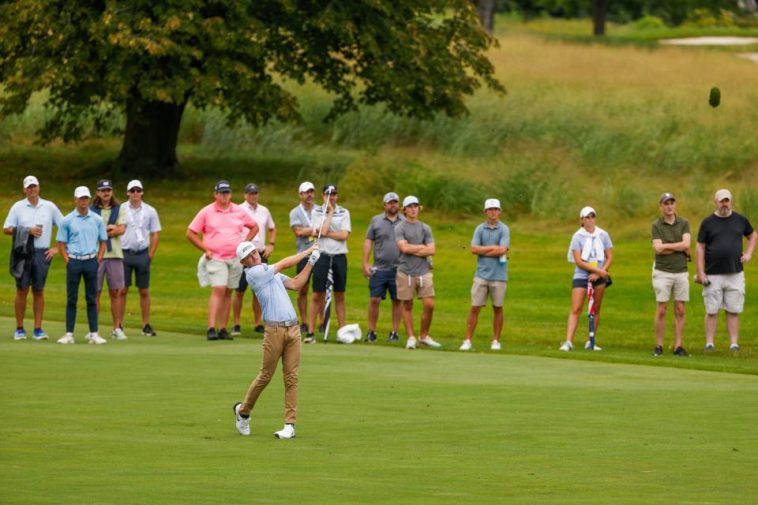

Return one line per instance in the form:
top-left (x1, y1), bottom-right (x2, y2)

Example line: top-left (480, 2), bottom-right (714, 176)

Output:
top-left (66, 259), bottom-right (99, 333)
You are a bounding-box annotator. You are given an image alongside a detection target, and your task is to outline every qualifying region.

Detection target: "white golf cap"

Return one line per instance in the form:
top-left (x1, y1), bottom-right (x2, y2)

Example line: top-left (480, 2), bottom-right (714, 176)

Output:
top-left (23, 175), bottom-right (39, 188)
top-left (299, 181), bottom-right (315, 193)
top-left (383, 192), bottom-right (400, 203)
top-left (127, 179), bottom-right (143, 191)
top-left (484, 198), bottom-right (501, 210)
top-left (579, 206), bottom-right (597, 218)
top-left (402, 195), bottom-right (419, 207)
top-left (74, 186), bottom-right (91, 199)
top-left (236, 241), bottom-right (256, 261)
top-left (336, 324), bottom-right (362, 344)
top-left (714, 189), bottom-right (732, 202)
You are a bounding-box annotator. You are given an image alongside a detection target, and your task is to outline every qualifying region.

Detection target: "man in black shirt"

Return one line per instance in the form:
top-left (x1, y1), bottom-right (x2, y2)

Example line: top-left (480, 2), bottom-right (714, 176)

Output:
top-left (696, 189), bottom-right (756, 352)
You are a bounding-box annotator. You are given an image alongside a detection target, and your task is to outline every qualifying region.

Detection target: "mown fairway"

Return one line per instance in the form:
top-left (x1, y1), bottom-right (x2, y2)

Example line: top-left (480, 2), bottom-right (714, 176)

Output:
top-left (1, 326), bottom-right (757, 505)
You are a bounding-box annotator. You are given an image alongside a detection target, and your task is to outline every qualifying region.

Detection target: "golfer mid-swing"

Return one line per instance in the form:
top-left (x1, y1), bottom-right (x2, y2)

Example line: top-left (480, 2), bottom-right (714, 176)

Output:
top-left (233, 240), bottom-right (320, 439)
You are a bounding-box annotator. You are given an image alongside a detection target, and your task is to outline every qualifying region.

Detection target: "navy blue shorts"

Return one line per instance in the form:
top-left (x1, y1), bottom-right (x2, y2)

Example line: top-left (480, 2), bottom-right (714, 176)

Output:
top-left (369, 268), bottom-right (398, 300)
top-left (16, 249), bottom-right (52, 290)
top-left (123, 249), bottom-right (151, 289)
top-left (572, 276), bottom-right (613, 289)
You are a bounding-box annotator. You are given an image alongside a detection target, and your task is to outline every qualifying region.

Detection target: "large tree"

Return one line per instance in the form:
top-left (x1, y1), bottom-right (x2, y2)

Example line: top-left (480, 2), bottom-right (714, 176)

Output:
top-left (0, 1), bottom-right (503, 177)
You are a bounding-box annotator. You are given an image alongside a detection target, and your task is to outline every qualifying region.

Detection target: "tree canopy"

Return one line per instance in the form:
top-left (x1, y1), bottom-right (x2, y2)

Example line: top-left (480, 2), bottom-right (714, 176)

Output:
top-left (0, 1), bottom-right (503, 176)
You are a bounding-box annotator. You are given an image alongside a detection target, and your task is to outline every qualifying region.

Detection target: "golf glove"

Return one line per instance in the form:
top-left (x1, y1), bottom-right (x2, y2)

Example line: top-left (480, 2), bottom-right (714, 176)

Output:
top-left (308, 250), bottom-right (321, 266)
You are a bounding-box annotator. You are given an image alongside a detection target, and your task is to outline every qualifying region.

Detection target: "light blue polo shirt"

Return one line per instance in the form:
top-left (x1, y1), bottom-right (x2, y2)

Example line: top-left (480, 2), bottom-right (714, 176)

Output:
top-left (3, 197), bottom-right (64, 248)
top-left (56, 210), bottom-right (107, 257)
top-left (472, 221), bottom-right (510, 281)
top-left (245, 264), bottom-right (297, 322)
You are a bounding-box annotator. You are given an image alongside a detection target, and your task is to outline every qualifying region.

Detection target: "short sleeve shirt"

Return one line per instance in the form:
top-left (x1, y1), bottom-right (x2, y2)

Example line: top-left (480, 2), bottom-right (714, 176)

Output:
top-left (3, 197), bottom-right (64, 249)
top-left (651, 216), bottom-right (690, 273)
top-left (56, 210), bottom-right (107, 257)
top-left (365, 213), bottom-right (402, 271)
top-left (395, 220), bottom-right (434, 276)
top-left (188, 202), bottom-right (257, 260)
top-left (121, 201), bottom-right (161, 251)
top-left (569, 230), bottom-right (613, 280)
top-left (472, 221), bottom-right (510, 281)
top-left (697, 212), bottom-right (754, 274)
top-left (245, 264), bottom-right (297, 322)
top-left (289, 204), bottom-right (315, 253)
top-left (312, 205), bottom-right (351, 255)
top-left (241, 202), bottom-right (275, 250)
top-left (100, 206), bottom-right (128, 259)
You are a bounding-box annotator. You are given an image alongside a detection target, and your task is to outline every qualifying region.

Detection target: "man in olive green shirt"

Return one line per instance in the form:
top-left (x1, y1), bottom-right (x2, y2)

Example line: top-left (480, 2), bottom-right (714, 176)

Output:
top-left (651, 192), bottom-right (691, 357)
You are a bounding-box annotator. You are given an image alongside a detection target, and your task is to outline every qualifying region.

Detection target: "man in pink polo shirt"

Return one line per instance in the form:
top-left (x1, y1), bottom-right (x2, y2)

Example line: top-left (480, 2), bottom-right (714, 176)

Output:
top-left (187, 180), bottom-right (258, 340)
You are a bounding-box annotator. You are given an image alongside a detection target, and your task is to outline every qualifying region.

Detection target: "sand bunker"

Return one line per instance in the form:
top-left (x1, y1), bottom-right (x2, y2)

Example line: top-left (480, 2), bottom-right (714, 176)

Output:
top-left (660, 36), bottom-right (758, 46)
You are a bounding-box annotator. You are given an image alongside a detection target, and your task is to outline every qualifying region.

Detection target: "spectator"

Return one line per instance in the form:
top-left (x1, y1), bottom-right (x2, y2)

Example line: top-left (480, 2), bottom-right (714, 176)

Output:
top-left (56, 186), bottom-right (107, 344)
top-left (651, 192), bottom-right (691, 356)
top-left (232, 183), bottom-right (276, 336)
top-left (395, 196), bottom-right (441, 350)
top-left (289, 181), bottom-right (317, 333)
top-left (3, 175), bottom-right (63, 340)
top-left (119, 179), bottom-right (162, 337)
top-left (695, 189), bottom-right (756, 352)
top-left (91, 179), bottom-right (129, 340)
top-left (363, 192), bottom-right (403, 342)
top-left (560, 206), bottom-right (613, 352)
top-left (187, 180), bottom-right (258, 341)
top-left (305, 184), bottom-right (351, 344)
top-left (459, 198), bottom-right (510, 352)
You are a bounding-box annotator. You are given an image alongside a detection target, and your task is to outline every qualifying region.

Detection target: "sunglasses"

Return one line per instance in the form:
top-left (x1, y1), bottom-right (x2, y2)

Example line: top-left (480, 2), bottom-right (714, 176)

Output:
top-left (129, 188), bottom-right (143, 193)
top-left (584, 214), bottom-right (596, 219)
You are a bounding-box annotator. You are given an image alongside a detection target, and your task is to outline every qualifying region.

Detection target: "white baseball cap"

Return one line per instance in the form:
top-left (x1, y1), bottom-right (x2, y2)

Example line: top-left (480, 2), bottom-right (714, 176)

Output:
top-left (402, 195), bottom-right (419, 208)
top-left (74, 186), bottom-right (91, 199)
top-left (579, 206), bottom-right (597, 218)
top-left (383, 192), bottom-right (400, 203)
top-left (127, 179), bottom-right (143, 191)
top-left (336, 324), bottom-right (362, 344)
top-left (299, 181), bottom-right (315, 193)
top-left (484, 198), bottom-right (501, 210)
top-left (236, 241), bottom-right (256, 261)
top-left (23, 175), bottom-right (39, 188)
top-left (714, 189), bottom-right (732, 202)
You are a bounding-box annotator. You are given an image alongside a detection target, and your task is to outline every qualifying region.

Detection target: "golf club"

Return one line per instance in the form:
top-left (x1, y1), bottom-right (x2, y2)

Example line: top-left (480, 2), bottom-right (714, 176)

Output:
top-left (587, 279), bottom-right (596, 350)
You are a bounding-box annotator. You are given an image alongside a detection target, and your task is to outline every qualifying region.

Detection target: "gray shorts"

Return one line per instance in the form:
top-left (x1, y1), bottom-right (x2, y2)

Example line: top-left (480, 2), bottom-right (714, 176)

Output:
top-left (123, 249), bottom-right (151, 289)
top-left (98, 258), bottom-right (126, 291)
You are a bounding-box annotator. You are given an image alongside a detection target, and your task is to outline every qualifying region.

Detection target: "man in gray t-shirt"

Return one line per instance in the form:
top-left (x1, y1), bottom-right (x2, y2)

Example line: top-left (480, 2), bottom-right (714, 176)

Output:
top-left (288, 181), bottom-right (317, 332)
top-left (362, 192), bottom-right (403, 342)
top-left (395, 196), bottom-right (441, 350)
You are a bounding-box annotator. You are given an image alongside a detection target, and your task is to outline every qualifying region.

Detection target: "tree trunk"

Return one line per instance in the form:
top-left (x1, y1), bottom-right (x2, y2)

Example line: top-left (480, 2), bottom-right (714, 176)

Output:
top-left (473, 0), bottom-right (497, 34)
top-left (592, 0), bottom-right (609, 36)
top-left (117, 95), bottom-right (187, 179)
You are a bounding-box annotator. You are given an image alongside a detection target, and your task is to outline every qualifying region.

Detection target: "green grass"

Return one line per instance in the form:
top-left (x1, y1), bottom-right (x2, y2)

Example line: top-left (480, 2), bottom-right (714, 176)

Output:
top-left (1, 326), bottom-right (757, 504)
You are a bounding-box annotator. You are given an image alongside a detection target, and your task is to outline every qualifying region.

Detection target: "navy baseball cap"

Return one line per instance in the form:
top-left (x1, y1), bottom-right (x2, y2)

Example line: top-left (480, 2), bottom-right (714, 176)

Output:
top-left (96, 179), bottom-right (113, 190)
top-left (214, 180), bottom-right (232, 193)
top-left (244, 183), bottom-right (259, 194)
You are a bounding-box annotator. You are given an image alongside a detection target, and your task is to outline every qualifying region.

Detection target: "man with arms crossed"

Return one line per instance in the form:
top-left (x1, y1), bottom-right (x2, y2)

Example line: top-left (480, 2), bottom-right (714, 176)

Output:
top-left (459, 198), bottom-right (510, 352)
top-left (233, 241), bottom-right (320, 439)
top-left (695, 189), bottom-right (756, 352)
top-left (232, 183), bottom-right (276, 336)
top-left (395, 196), bottom-right (441, 350)
top-left (651, 192), bottom-right (691, 357)
top-left (3, 175), bottom-right (63, 340)
top-left (289, 181), bottom-right (317, 333)
top-left (120, 180), bottom-right (161, 337)
top-left (187, 180), bottom-right (258, 341)
top-left (56, 186), bottom-right (108, 344)
top-left (363, 192), bottom-right (403, 343)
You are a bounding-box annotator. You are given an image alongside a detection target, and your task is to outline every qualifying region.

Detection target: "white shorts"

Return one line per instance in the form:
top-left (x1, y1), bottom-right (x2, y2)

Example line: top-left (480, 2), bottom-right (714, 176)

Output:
top-left (206, 258), bottom-right (243, 289)
top-left (703, 272), bottom-right (745, 314)
top-left (652, 270), bottom-right (689, 303)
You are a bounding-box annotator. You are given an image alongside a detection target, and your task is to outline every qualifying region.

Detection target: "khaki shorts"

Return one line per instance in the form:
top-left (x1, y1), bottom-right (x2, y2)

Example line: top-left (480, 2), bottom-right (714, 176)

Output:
top-left (703, 272), bottom-right (745, 314)
top-left (396, 271), bottom-right (434, 300)
top-left (652, 270), bottom-right (689, 303)
top-left (206, 258), bottom-right (243, 289)
top-left (471, 277), bottom-right (507, 307)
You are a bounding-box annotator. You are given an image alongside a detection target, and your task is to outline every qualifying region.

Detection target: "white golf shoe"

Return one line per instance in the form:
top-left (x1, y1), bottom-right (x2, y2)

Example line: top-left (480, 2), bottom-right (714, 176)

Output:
top-left (233, 402), bottom-right (250, 436)
top-left (584, 341), bottom-right (602, 351)
top-left (459, 339), bottom-right (472, 351)
top-left (57, 334), bottom-right (75, 345)
top-left (111, 328), bottom-right (128, 340)
top-left (405, 336), bottom-right (417, 349)
top-left (274, 424), bottom-right (295, 439)
top-left (89, 334), bottom-right (107, 345)
top-left (419, 336), bottom-right (441, 349)
top-left (559, 341), bottom-right (573, 352)
top-left (490, 340), bottom-right (501, 351)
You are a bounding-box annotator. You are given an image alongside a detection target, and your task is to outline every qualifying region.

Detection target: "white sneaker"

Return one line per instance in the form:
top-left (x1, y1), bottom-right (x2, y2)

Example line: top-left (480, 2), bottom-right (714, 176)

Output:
top-left (419, 336), bottom-right (442, 349)
top-left (584, 341), bottom-right (602, 351)
top-left (111, 328), bottom-right (128, 340)
top-left (459, 339), bottom-right (472, 351)
top-left (274, 424), bottom-right (295, 439)
top-left (89, 334), bottom-right (107, 345)
top-left (490, 340), bottom-right (501, 351)
top-left (233, 402), bottom-right (250, 436)
top-left (57, 334), bottom-right (75, 345)
top-left (406, 336), bottom-right (417, 349)
top-left (730, 343), bottom-right (740, 352)
top-left (559, 341), bottom-right (573, 352)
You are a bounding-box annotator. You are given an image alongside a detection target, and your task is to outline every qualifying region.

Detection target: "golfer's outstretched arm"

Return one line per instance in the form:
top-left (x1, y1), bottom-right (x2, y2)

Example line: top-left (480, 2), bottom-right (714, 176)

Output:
top-left (275, 244), bottom-right (318, 274)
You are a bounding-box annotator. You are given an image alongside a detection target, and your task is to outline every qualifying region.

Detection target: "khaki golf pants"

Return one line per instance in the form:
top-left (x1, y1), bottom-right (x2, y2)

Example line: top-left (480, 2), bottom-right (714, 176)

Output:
top-left (241, 325), bottom-right (301, 424)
